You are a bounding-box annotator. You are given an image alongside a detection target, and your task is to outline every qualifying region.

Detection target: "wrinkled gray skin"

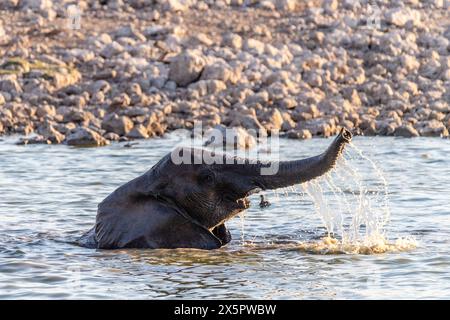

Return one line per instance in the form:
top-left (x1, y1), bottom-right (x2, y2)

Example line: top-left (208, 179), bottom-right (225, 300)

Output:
top-left (78, 128), bottom-right (352, 249)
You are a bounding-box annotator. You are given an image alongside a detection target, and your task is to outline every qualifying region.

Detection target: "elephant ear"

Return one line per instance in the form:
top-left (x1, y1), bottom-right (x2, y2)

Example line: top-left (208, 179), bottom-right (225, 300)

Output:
top-left (95, 196), bottom-right (222, 250)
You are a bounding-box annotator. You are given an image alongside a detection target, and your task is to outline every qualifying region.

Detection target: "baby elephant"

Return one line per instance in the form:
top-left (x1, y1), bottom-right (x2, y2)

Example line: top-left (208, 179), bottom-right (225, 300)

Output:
top-left (78, 128), bottom-right (352, 249)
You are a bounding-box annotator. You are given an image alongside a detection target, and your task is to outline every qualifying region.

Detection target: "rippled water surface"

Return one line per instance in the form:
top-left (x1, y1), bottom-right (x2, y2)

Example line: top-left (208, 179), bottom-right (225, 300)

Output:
top-left (1, 135), bottom-right (450, 299)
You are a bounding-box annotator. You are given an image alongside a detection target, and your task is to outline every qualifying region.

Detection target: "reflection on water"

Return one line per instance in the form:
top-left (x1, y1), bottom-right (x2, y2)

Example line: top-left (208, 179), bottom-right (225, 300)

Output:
top-left (1, 136), bottom-right (450, 299)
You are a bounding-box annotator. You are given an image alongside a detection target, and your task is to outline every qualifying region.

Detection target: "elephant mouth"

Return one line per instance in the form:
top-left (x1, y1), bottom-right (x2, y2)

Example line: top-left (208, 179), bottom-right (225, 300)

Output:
top-left (233, 187), bottom-right (262, 210)
top-left (236, 197), bottom-right (250, 209)
top-left (225, 194), bottom-right (250, 209)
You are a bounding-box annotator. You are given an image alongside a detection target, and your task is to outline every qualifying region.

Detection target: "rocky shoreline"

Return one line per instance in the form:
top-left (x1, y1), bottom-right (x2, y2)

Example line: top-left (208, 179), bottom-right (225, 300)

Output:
top-left (0, 0), bottom-right (449, 147)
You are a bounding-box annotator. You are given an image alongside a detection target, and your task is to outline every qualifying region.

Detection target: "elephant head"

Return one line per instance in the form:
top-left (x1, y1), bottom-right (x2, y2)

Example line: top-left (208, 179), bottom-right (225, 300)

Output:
top-left (85, 128), bottom-right (352, 249)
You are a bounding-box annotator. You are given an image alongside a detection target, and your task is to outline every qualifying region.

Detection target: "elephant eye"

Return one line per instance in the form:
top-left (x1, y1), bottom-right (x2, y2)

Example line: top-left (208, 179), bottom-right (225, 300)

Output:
top-left (199, 171), bottom-right (215, 185)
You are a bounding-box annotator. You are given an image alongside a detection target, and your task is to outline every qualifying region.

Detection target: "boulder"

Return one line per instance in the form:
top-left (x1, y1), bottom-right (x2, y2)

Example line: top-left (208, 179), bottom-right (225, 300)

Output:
top-left (102, 113), bottom-right (134, 136)
top-left (162, 0), bottom-right (189, 12)
top-left (200, 60), bottom-right (239, 84)
top-left (221, 33), bottom-right (242, 50)
top-left (65, 127), bottom-right (109, 147)
top-left (23, 0), bottom-right (52, 10)
top-left (385, 8), bottom-right (421, 28)
top-left (168, 51), bottom-right (205, 87)
top-left (0, 75), bottom-right (22, 96)
top-left (418, 120), bottom-right (449, 137)
top-left (126, 124), bottom-right (150, 139)
top-left (394, 124), bottom-right (420, 137)
top-left (275, 0), bottom-right (296, 12)
top-left (188, 80), bottom-right (227, 97)
top-left (36, 105), bottom-right (56, 118)
top-left (287, 129), bottom-right (313, 140)
top-left (263, 108), bottom-right (284, 131)
top-left (0, 0), bottom-right (19, 9)
top-left (229, 112), bottom-right (266, 133)
top-left (37, 123), bottom-right (65, 144)
top-left (204, 125), bottom-right (257, 150)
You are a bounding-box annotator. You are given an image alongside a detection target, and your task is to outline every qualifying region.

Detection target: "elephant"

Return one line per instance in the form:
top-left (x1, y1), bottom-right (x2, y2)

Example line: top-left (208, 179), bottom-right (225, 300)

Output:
top-left (77, 128), bottom-right (352, 250)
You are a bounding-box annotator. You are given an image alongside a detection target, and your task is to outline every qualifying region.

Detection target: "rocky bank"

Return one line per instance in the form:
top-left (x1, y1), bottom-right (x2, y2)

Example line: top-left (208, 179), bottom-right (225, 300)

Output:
top-left (0, 0), bottom-right (449, 147)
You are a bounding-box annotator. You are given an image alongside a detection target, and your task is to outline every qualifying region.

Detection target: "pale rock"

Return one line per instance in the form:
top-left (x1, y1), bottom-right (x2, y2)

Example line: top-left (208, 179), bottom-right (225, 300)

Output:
top-left (278, 97), bottom-right (297, 110)
top-left (164, 80), bottom-right (177, 91)
top-left (401, 55), bottom-right (420, 71)
top-left (189, 80), bottom-right (227, 97)
top-left (37, 123), bottom-right (65, 144)
top-left (400, 80), bottom-right (419, 96)
top-left (201, 60), bottom-right (239, 84)
top-left (17, 135), bottom-right (51, 145)
top-left (205, 80), bottom-right (227, 94)
top-left (442, 69), bottom-right (450, 81)
top-left (41, 7), bottom-right (56, 20)
top-left (0, 23), bottom-right (6, 45)
top-left (385, 8), bottom-right (421, 28)
top-left (193, 33), bottom-right (214, 46)
top-left (430, 101), bottom-right (450, 113)
top-left (106, 0), bottom-right (124, 10)
top-left (66, 127), bottom-right (109, 147)
top-left (168, 50), bottom-right (205, 87)
top-left (123, 107), bottom-right (148, 118)
top-left (429, 111), bottom-right (446, 121)
top-left (287, 129), bottom-right (313, 140)
top-left (376, 121), bottom-right (397, 136)
top-left (394, 124), bottom-right (420, 137)
top-left (229, 112), bottom-right (266, 133)
top-left (100, 41), bottom-right (125, 58)
top-left (162, 0), bottom-right (189, 12)
top-left (280, 112), bottom-right (296, 131)
top-left (89, 80), bottom-right (111, 95)
top-left (204, 125), bottom-right (256, 150)
top-left (23, 0), bottom-right (52, 10)
top-left (426, 0), bottom-right (444, 7)
top-left (143, 25), bottom-right (171, 38)
top-left (264, 108), bottom-right (284, 131)
top-left (59, 108), bottom-right (86, 123)
top-left (0, 0), bottom-right (19, 9)
top-left (222, 33), bottom-right (243, 50)
top-left (275, 0), bottom-right (296, 12)
top-left (69, 49), bottom-right (96, 62)
top-left (127, 124), bottom-right (150, 139)
top-left (55, 122), bottom-right (77, 134)
top-left (36, 104), bottom-right (56, 118)
top-left (110, 93), bottom-right (131, 109)
top-left (323, 0), bottom-right (338, 13)
top-left (299, 119), bottom-right (335, 137)
top-left (115, 25), bottom-right (145, 41)
top-left (243, 38), bottom-right (265, 55)
top-left (245, 91), bottom-right (269, 106)
top-left (149, 10), bottom-right (160, 21)
top-left (304, 71), bottom-right (323, 87)
top-left (102, 113), bottom-right (134, 136)
top-left (49, 68), bottom-right (81, 91)
top-left (419, 58), bottom-right (442, 79)
top-left (0, 75), bottom-right (22, 96)
top-left (147, 121), bottom-right (166, 136)
top-left (259, 0), bottom-right (275, 10)
top-left (104, 132), bottom-right (120, 141)
top-left (418, 120), bottom-right (449, 137)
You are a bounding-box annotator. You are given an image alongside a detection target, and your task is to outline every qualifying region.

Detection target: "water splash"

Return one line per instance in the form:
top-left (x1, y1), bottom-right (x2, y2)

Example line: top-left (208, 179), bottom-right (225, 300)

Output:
top-left (238, 211), bottom-right (246, 244)
top-left (298, 142), bottom-right (416, 254)
top-left (286, 236), bottom-right (417, 255)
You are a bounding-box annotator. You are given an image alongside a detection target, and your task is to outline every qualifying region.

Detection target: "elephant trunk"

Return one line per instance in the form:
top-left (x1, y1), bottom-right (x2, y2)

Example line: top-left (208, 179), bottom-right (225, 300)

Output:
top-left (254, 128), bottom-right (352, 190)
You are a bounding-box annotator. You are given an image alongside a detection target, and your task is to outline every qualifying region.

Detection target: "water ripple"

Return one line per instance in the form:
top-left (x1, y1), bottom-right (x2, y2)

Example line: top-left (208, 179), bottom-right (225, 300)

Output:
top-left (1, 136), bottom-right (450, 298)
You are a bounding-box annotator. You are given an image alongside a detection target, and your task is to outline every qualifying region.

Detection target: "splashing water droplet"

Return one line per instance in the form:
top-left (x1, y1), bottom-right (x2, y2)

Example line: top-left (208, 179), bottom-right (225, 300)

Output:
top-left (238, 211), bottom-right (246, 244)
top-left (298, 142), bottom-right (416, 254)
